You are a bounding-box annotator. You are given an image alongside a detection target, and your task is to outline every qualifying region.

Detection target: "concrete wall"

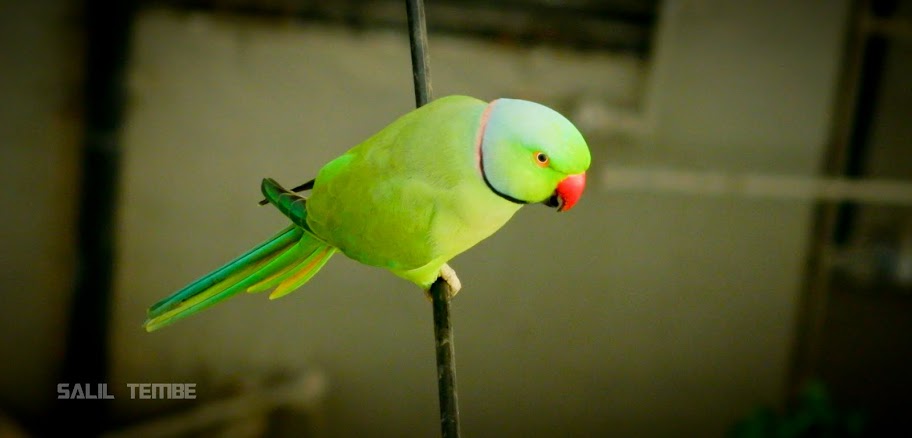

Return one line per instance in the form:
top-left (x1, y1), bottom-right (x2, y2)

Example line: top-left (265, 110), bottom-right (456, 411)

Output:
top-left (0, 0), bottom-right (81, 421)
top-left (0, 0), bottom-right (851, 436)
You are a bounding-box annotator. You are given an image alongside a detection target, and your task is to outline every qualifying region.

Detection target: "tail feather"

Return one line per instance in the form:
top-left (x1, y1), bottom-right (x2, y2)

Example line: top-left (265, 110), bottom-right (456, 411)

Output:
top-left (269, 246), bottom-right (335, 299)
top-left (246, 238), bottom-right (325, 293)
top-left (147, 226), bottom-right (302, 316)
top-left (144, 225), bottom-right (334, 332)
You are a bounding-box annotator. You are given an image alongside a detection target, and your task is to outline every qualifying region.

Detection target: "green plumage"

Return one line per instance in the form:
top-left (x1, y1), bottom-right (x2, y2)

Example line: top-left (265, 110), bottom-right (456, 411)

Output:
top-left (306, 96), bottom-right (520, 287)
top-left (144, 95), bottom-right (590, 331)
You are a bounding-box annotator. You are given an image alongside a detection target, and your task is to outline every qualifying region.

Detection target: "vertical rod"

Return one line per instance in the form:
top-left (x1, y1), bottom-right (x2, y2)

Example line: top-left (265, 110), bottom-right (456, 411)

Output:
top-left (406, 0), bottom-right (433, 107)
top-left (404, 1), bottom-right (461, 437)
top-left (430, 278), bottom-right (460, 438)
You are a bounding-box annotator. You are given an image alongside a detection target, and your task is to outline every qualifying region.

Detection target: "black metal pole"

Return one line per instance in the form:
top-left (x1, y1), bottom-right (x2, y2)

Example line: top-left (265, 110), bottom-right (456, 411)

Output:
top-left (429, 278), bottom-right (460, 438)
top-left (405, 0), bottom-right (433, 107)
top-left (404, 1), bottom-right (461, 437)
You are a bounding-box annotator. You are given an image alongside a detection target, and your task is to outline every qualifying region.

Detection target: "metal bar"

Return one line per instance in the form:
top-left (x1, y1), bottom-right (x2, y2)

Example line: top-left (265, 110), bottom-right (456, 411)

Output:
top-left (149, 0), bottom-right (657, 54)
top-left (406, 0), bottom-right (433, 107)
top-left (430, 278), bottom-right (461, 438)
top-left (600, 168), bottom-right (912, 205)
top-left (404, 1), bottom-right (461, 437)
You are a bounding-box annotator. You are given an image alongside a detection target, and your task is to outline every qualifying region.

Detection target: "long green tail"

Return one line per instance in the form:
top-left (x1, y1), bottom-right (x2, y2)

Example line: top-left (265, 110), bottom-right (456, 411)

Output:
top-left (143, 226), bottom-right (335, 331)
top-left (144, 178), bottom-right (336, 332)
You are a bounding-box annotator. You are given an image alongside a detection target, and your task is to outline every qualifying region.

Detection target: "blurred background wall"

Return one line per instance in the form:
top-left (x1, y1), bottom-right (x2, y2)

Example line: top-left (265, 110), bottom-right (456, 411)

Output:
top-left (0, 0), bottom-right (82, 424)
top-left (2, 0), bottom-right (910, 437)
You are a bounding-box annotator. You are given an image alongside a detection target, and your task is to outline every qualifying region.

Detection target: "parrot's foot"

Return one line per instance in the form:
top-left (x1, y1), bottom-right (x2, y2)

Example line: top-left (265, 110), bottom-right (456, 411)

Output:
top-left (439, 264), bottom-right (461, 296)
top-left (439, 264), bottom-right (462, 298)
top-left (422, 264), bottom-right (461, 301)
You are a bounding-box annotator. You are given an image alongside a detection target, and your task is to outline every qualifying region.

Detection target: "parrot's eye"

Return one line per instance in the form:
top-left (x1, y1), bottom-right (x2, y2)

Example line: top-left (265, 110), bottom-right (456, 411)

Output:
top-left (534, 152), bottom-right (549, 166)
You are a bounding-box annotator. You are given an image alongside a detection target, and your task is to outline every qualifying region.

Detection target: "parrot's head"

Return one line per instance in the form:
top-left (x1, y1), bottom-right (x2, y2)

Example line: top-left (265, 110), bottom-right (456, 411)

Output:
top-left (477, 98), bottom-right (591, 212)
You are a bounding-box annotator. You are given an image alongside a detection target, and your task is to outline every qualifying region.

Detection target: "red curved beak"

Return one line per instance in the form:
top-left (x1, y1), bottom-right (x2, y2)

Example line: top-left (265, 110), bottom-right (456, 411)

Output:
top-left (554, 172), bottom-right (586, 212)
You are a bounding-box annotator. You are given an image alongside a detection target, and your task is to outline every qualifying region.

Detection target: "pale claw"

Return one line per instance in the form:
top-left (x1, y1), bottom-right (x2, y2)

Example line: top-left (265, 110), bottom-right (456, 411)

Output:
top-left (439, 263), bottom-right (461, 298)
top-left (424, 264), bottom-right (462, 301)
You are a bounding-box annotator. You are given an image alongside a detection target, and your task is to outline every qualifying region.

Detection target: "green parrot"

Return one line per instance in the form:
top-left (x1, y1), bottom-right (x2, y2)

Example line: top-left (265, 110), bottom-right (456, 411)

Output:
top-left (144, 95), bottom-right (590, 332)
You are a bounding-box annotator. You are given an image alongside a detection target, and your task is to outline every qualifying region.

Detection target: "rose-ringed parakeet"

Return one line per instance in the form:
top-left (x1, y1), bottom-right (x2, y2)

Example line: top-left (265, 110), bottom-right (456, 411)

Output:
top-left (144, 95), bottom-right (590, 332)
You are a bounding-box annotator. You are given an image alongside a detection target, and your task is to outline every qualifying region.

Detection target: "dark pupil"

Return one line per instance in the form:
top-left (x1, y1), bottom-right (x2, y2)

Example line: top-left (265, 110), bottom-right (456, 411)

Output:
top-left (537, 153), bottom-right (547, 163)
